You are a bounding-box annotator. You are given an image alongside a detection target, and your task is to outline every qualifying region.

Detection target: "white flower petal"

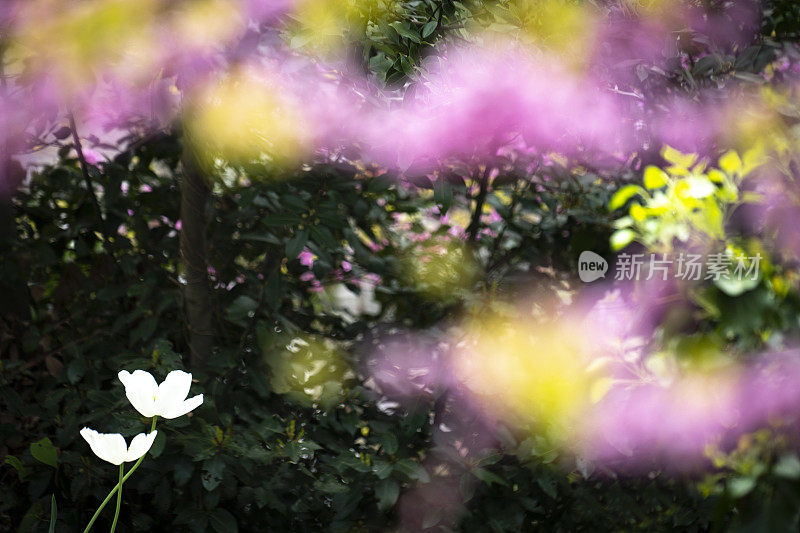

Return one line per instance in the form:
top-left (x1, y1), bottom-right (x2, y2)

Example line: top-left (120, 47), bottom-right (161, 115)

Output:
top-left (102, 434), bottom-right (129, 465)
top-left (125, 431), bottom-right (158, 462)
top-left (155, 370), bottom-right (193, 415)
top-left (162, 394), bottom-right (203, 419)
top-left (119, 368), bottom-right (202, 419)
top-left (80, 427), bottom-right (101, 456)
top-left (119, 370), bottom-right (159, 418)
top-left (81, 428), bottom-right (127, 465)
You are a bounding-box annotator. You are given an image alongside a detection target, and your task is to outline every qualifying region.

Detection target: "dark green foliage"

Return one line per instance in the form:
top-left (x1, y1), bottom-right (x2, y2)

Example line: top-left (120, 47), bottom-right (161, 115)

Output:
top-left (0, 132), bottom-right (691, 532)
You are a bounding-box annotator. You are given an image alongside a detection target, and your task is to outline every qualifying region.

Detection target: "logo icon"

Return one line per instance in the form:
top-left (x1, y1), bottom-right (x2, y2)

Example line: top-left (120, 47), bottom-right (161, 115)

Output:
top-left (578, 251), bottom-right (608, 282)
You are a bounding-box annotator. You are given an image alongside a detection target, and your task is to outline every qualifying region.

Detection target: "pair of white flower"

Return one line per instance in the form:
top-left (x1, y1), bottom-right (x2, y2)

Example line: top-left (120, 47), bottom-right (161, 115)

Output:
top-left (80, 370), bottom-right (203, 465)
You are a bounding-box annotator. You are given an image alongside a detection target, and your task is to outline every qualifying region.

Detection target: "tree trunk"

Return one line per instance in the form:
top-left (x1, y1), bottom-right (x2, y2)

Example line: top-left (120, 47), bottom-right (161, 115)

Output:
top-left (179, 145), bottom-right (214, 369)
top-left (0, 157), bottom-right (30, 322)
top-left (0, 45), bottom-right (31, 322)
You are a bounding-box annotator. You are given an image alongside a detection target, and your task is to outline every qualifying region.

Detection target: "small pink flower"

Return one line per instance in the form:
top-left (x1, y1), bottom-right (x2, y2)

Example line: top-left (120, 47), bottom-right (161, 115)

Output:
top-left (298, 248), bottom-right (315, 268)
top-left (309, 281), bottom-right (324, 293)
top-left (300, 271), bottom-right (316, 282)
top-left (364, 273), bottom-right (382, 286)
top-left (485, 210), bottom-right (502, 223)
top-left (83, 148), bottom-right (102, 166)
top-left (341, 260), bottom-right (352, 272)
top-left (175, 220), bottom-right (182, 231)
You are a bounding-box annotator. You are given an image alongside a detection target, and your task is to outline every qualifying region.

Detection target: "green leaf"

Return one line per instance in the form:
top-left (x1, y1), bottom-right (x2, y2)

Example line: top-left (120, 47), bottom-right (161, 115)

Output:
top-left (714, 275), bottom-right (760, 297)
top-left (728, 477), bottom-right (756, 498)
top-left (48, 495), bottom-right (57, 533)
top-left (662, 145), bottom-right (697, 169)
top-left (286, 228), bottom-right (309, 259)
top-left (609, 185), bottom-right (645, 211)
top-left (610, 229), bottom-right (636, 251)
top-left (202, 457), bottom-right (225, 491)
top-left (67, 358), bottom-right (88, 384)
top-left (422, 20), bottom-right (438, 38)
top-left (374, 461), bottom-right (393, 480)
top-left (612, 216), bottom-right (633, 229)
top-left (149, 431), bottom-right (167, 458)
top-left (630, 203), bottom-right (646, 222)
top-left (263, 270), bottom-right (284, 311)
top-left (375, 479), bottom-right (400, 511)
top-left (130, 316), bottom-right (158, 344)
top-left (684, 176), bottom-right (715, 199)
top-left (209, 508), bottom-right (238, 533)
top-left (390, 22), bottom-right (421, 43)
top-left (381, 433), bottom-right (398, 455)
top-left (693, 54), bottom-right (722, 76)
top-left (719, 150), bottom-right (742, 175)
top-left (394, 459), bottom-right (429, 483)
top-left (261, 213), bottom-right (302, 226)
top-left (460, 473), bottom-right (476, 502)
top-left (173, 460), bottom-right (194, 486)
top-left (472, 467), bottom-right (508, 487)
top-left (30, 438), bottom-right (58, 468)
top-left (310, 225), bottom-right (338, 251)
top-left (4, 455), bottom-right (27, 480)
top-left (643, 166), bottom-right (668, 189)
top-left (536, 477), bottom-right (557, 499)
top-left (236, 232), bottom-right (280, 245)
top-left (774, 455), bottom-right (800, 479)
top-left (226, 295), bottom-right (258, 326)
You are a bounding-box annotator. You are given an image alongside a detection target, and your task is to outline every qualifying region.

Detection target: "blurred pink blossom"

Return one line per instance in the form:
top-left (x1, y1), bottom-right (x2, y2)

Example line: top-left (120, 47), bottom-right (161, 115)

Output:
top-left (298, 248), bottom-right (314, 268)
top-left (582, 351), bottom-right (800, 468)
top-left (363, 44), bottom-right (627, 167)
top-left (82, 148), bottom-right (101, 166)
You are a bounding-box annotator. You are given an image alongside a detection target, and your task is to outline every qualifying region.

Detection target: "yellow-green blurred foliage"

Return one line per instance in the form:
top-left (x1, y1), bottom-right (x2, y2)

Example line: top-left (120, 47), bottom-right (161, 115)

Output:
top-left (399, 237), bottom-right (479, 300)
top-left (454, 314), bottom-right (601, 444)
top-left (610, 145), bottom-right (764, 252)
top-left (734, 84), bottom-right (800, 163)
top-left (701, 429), bottom-right (793, 499)
top-left (12, 0), bottom-right (245, 93)
top-left (170, 0), bottom-right (244, 52)
top-left (286, 0), bottom-right (396, 54)
top-left (13, 0), bottom-right (159, 90)
top-left (261, 335), bottom-right (350, 408)
top-left (482, 0), bottom-right (597, 69)
top-left (185, 70), bottom-right (313, 169)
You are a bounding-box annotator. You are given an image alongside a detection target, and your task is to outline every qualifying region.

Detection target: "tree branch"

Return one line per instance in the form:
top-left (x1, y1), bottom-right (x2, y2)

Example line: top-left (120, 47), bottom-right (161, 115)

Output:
top-left (466, 166), bottom-right (490, 243)
top-left (68, 113), bottom-right (109, 246)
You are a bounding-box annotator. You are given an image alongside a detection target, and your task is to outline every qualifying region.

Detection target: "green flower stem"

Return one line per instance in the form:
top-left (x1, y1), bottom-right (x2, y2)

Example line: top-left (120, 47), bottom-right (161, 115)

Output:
top-left (82, 417), bottom-right (158, 533)
top-left (109, 464), bottom-right (123, 533)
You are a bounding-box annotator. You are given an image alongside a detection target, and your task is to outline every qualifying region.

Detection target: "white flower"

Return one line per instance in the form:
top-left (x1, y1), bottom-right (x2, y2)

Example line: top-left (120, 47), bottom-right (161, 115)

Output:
top-left (118, 370), bottom-right (203, 419)
top-left (327, 282), bottom-right (381, 323)
top-left (80, 428), bottom-right (158, 465)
